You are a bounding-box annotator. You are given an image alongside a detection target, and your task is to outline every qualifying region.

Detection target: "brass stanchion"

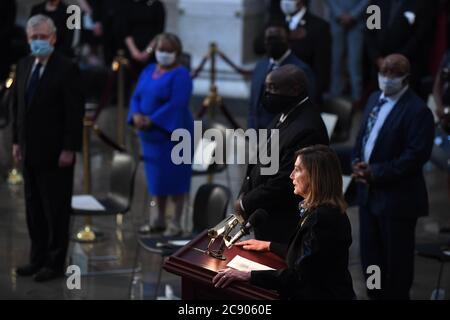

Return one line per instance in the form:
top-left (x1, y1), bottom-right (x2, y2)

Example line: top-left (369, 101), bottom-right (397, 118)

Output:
top-left (205, 43), bottom-right (223, 120)
top-left (203, 43), bottom-right (224, 183)
top-left (6, 65), bottom-right (23, 186)
top-left (75, 115), bottom-right (97, 242)
top-left (112, 50), bottom-right (129, 147)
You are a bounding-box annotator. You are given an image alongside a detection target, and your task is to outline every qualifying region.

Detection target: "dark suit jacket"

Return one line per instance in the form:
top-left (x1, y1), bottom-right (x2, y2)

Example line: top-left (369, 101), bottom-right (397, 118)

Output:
top-left (239, 100), bottom-right (329, 243)
top-left (352, 89), bottom-right (435, 218)
top-left (289, 12), bottom-right (331, 96)
top-left (248, 52), bottom-right (316, 130)
top-left (365, 0), bottom-right (434, 69)
top-left (12, 52), bottom-right (84, 169)
top-left (250, 205), bottom-right (355, 300)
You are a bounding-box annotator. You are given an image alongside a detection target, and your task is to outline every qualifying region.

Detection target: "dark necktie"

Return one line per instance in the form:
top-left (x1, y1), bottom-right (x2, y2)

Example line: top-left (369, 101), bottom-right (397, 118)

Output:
top-left (361, 98), bottom-right (388, 154)
top-left (26, 63), bottom-right (42, 106)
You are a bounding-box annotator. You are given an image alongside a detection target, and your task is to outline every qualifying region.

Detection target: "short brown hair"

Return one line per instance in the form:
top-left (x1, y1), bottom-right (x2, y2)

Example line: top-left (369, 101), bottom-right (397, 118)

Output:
top-left (154, 32), bottom-right (183, 57)
top-left (295, 145), bottom-right (347, 213)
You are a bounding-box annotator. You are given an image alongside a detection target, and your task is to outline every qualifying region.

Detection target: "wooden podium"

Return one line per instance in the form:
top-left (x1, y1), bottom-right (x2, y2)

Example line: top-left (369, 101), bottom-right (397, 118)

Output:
top-left (163, 230), bottom-right (287, 300)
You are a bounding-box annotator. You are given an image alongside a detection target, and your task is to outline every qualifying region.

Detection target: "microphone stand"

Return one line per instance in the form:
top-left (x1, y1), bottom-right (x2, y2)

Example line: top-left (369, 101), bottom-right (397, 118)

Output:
top-left (206, 215), bottom-right (241, 260)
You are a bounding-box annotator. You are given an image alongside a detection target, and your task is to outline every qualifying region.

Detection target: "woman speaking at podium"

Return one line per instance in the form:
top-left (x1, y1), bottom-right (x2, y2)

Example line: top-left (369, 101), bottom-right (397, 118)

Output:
top-left (213, 145), bottom-right (355, 300)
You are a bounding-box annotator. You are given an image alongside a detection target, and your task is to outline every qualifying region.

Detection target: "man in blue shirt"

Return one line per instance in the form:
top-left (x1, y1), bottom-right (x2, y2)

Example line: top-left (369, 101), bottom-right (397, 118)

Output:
top-left (352, 54), bottom-right (435, 299)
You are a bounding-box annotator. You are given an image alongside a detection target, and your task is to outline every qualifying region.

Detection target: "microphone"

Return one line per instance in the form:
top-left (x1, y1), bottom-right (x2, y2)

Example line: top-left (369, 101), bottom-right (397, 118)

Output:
top-left (226, 209), bottom-right (268, 248)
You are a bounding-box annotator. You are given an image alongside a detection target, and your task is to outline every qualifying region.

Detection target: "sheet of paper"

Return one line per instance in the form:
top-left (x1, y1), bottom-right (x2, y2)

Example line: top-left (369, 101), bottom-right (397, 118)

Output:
top-left (321, 112), bottom-right (338, 138)
top-left (71, 195), bottom-right (105, 211)
top-left (227, 255), bottom-right (275, 272)
top-left (168, 240), bottom-right (190, 246)
top-left (342, 175), bottom-right (352, 194)
top-left (192, 138), bottom-right (217, 172)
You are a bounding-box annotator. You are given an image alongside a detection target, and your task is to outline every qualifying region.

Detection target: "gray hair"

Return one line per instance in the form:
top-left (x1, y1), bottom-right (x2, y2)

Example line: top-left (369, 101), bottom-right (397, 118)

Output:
top-left (27, 14), bottom-right (57, 34)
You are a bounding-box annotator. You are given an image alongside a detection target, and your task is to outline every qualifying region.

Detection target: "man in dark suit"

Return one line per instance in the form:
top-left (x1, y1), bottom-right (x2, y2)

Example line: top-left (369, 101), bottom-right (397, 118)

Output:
top-left (280, 0), bottom-right (331, 100)
top-left (366, 0), bottom-right (435, 88)
top-left (236, 64), bottom-right (329, 243)
top-left (352, 54), bottom-right (434, 299)
top-left (12, 15), bottom-right (84, 282)
top-left (249, 23), bottom-right (316, 130)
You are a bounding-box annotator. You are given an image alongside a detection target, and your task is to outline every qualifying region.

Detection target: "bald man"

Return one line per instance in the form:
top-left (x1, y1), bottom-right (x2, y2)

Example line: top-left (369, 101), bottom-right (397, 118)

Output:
top-left (352, 54), bottom-right (435, 299)
top-left (237, 64), bottom-right (329, 243)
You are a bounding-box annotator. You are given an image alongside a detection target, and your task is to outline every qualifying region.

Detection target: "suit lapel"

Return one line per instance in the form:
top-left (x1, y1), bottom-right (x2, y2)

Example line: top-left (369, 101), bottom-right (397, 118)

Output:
top-left (19, 57), bottom-right (34, 108)
top-left (255, 59), bottom-right (270, 108)
top-left (369, 91), bottom-right (409, 162)
top-left (286, 210), bottom-right (312, 255)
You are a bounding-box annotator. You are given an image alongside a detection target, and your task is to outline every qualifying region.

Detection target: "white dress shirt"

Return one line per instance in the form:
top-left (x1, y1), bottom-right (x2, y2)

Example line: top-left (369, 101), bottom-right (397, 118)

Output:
top-left (286, 7), bottom-right (307, 31)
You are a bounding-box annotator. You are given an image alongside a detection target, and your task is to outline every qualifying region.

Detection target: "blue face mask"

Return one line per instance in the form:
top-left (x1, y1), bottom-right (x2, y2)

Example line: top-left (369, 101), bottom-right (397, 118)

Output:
top-left (30, 39), bottom-right (54, 57)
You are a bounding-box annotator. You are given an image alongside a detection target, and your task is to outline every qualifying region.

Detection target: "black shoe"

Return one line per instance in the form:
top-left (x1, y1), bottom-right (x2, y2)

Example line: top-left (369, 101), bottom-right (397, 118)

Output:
top-left (34, 268), bottom-right (64, 282)
top-left (15, 264), bottom-right (42, 277)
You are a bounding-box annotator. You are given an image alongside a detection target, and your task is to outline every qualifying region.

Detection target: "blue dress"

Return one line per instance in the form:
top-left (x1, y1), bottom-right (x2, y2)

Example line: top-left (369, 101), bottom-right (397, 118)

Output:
top-left (127, 64), bottom-right (194, 196)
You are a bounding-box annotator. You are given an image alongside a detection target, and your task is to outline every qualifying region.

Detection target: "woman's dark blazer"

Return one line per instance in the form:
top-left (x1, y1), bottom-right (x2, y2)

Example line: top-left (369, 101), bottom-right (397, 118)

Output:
top-left (250, 205), bottom-right (355, 300)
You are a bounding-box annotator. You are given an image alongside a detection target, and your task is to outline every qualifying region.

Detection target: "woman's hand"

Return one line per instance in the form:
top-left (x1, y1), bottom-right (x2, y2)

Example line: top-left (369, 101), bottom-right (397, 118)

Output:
top-left (235, 239), bottom-right (270, 252)
top-left (141, 116), bottom-right (152, 130)
top-left (212, 268), bottom-right (250, 288)
top-left (133, 113), bottom-right (152, 130)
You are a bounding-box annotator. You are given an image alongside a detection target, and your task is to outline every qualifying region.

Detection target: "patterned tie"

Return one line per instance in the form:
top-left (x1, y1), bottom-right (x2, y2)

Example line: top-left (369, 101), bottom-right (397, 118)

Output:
top-left (361, 98), bottom-right (388, 153)
top-left (26, 63), bottom-right (42, 106)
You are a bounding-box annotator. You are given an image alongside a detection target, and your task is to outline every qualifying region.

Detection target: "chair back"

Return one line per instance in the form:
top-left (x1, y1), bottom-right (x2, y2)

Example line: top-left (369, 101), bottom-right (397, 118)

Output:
top-left (322, 97), bottom-right (353, 143)
top-left (108, 151), bottom-right (137, 213)
top-left (192, 183), bottom-right (231, 234)
top-left (193, 120), bottom-right (229, 173)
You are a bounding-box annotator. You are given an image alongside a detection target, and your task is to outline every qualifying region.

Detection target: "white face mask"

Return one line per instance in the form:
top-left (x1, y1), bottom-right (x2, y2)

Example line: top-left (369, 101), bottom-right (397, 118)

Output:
top-left (280, 0), bottom-right (299, 16)
top-left (155, 50), bottom-right (176, 67)
top-left (378, 73), bottom-right (407, 96)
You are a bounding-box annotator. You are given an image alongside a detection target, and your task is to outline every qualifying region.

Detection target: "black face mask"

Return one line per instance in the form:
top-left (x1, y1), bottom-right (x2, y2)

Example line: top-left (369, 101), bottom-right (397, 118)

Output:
top-left (265, 39), bottom-right (289, 60)
top-left (262, 92), bottom-right (300, 114)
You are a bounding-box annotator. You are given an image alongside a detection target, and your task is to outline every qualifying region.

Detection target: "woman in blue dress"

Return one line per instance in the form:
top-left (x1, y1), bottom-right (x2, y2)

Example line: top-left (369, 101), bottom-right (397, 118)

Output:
top-left (128, 33), bottom-right (193, 236)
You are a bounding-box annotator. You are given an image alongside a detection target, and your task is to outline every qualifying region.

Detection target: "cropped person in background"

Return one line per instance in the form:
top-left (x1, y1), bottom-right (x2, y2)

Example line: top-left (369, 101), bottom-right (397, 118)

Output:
top-left (122, 0), bottom-right (165, 73)
top-left (433, 50), bottom-right (450, 130)
top-left (365, 0), bottom-right (435, 90)
top-left (214, 145), bottom-right (355, 300)
top-left (326, 0), bottom-right (368, 103)
top-left (127, 33), bottom-right (193, 237)
top-left (0, 0), bottom-right (16, 82)
top-left (248, 23), bottom-right (316, 130)
top-left (432, 49), bottom-right (450, 233)
top-left (280, 0), bottom-right (331, 101)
